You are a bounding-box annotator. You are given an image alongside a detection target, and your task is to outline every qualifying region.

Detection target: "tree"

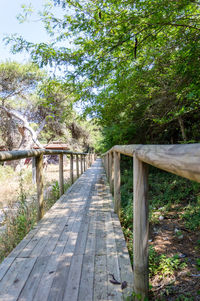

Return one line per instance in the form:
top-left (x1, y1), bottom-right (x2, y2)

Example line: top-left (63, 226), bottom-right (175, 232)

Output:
top-left (5, 1), bottom-right (200, 149)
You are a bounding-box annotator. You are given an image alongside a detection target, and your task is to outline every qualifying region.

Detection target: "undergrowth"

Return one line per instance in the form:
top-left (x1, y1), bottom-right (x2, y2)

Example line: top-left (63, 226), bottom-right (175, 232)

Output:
top-left (119, 155), bottom-right (200, 291)
top-left (0, 170), bottom-right (71, 263)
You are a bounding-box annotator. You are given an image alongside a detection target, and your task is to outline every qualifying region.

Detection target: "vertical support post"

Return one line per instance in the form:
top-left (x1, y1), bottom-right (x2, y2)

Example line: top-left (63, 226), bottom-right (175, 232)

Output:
top-left (70, 153), bottom-right (74, 184)
top-left (133, 155), bottom-right (149, 300)
top-left (84, 155), bottom-right (86, 171)
top-left (76, 154), bottom-right (79, 178)
top-left (59, 154), bottom-right (64, 196)
top-left (32, 157), bottom-right (36, 184)
top-left (81, 154), bottom-right (83, 174)
top-left (114, 151), bottom-right (121, 216)
top-left (36, 154), bottom-right (44, 221)
top-left (89, 153), bottom-right (91, 166)
top-left (106, 153), bottom-right (109, 179)
top-left (109, 151), bottom-right (114, 194)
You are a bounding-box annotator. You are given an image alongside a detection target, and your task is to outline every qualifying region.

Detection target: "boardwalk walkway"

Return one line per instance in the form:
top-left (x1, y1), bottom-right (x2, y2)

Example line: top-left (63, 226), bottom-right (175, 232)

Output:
top-left (0, 159), bottom-right (133, 301)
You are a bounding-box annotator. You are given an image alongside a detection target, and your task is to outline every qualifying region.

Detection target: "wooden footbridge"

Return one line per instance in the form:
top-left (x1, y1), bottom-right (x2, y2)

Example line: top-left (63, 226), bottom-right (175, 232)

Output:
top-left (0, 151), bottom-right (133, 301)
top-left (1, 144), bottom-right (200, 301)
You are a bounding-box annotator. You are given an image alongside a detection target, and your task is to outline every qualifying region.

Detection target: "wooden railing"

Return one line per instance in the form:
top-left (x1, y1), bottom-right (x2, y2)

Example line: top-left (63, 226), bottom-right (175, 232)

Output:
top-left (0, 149), bottom-right (96, 221)
top-left (102, 144), bottom-right (200, 300)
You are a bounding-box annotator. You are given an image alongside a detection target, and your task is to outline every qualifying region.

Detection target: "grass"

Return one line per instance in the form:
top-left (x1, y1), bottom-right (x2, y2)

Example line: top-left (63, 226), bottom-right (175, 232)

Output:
top-left (0, 162), bottom-right (72, 263)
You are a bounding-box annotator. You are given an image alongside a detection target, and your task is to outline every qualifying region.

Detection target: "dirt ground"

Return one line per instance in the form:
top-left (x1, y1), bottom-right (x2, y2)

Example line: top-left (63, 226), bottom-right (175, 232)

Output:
top-left (149, 206), bottom-right (200, 300)
top-left (0, 158), bottom-right (80, 208)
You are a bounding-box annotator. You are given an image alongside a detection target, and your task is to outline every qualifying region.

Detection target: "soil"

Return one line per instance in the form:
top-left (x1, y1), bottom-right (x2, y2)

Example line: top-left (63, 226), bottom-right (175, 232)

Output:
top-left (149, 205), bottom-right (200, 300)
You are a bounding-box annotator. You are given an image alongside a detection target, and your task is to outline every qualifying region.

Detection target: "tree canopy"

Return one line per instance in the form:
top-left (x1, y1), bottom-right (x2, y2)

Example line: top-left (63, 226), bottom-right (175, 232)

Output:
top-left (5, 0), bottom-right (200, 151)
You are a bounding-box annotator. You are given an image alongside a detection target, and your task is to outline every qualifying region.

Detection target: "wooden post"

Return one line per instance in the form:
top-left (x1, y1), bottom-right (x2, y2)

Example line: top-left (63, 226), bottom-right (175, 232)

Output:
top-left (84, 155), bottom-right (86, 172)
top-left (106, 153), bottom-right (109, 179)
top-left (36, 154), bottom-right (44, 221)
top-left (76, 154), bottom-right (79, 178)
top-left (70, 153), bottom-right (74, 184)
top-left (81, 155), bottom-right (83, 174)
top-left (109, 152), bottom-right (114, 194)
top-left (32, 157), bottom-right (36, 184)
top-left (59, 154), bottom-right (64, 196)
top-left (114, 151), bottom-right (121, 215)
top-left (133, 155), bottom-right (149, 300)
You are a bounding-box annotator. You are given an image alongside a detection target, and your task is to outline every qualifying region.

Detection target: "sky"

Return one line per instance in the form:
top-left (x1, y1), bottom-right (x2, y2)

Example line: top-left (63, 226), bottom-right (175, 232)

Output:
top-left (0, 0), bottom-right (50, 63)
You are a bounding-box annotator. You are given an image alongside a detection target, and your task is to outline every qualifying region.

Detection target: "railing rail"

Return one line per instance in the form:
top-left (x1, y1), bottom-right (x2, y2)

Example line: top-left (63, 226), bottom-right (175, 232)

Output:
top-left (102, 143), bottom-right (200, 300)
top-left (0, 148), bottom-right (96, 221)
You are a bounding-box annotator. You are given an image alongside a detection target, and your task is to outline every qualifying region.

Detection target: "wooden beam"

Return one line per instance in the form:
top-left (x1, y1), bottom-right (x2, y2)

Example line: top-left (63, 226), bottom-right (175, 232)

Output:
top-left (133, 154), bottom-right (149, 300)
top-left (36, 154), bottom-right (44, 221)
top-left (114, 151), bottom-right (121, 216)
top-left (59, 154), bottom-right (64, 196)
top-left (76, 154), bottom-right (79, 178)
top-left (70, 154), bottom-right (74, 184)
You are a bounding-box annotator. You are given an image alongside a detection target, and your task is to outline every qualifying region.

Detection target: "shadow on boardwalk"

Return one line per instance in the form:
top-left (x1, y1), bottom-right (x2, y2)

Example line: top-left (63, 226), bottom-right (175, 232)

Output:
top-left (0, 159), bottom-right (133, 301)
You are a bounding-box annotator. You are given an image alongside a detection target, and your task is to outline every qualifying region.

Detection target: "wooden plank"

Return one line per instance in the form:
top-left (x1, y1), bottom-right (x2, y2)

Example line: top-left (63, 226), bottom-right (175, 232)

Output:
top-left (111, 214), bottom-right (134, 298)
top-left (33, 254), bottom-right (70, 301)
top-left (78, 254), bottom-right (95, 301)
top-left (114, 151), bottom-right (121, 216)
top-left (133, 154), bottom-right (149, 299)
top-left (18, 256), bottom-right (49, 301)
top-left (0, 257), bottom-right (36, 301)
top-left (0, 257), bottom-right (15, 281)
top-left (59, 154), bottom-right (64, 196)
top-left (46, 254), bottom-right (73, 301)
top-left (105, 212), bottom-right (122, 300)
top-left (93, 254), bottom-right (107, 300)
top-left (63, 255), bottom-right (83, 301)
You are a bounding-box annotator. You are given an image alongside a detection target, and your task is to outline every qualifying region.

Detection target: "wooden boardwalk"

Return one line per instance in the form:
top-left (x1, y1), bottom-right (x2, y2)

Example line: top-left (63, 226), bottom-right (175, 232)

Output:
top-left (0, 159), bottom-right (133, 301)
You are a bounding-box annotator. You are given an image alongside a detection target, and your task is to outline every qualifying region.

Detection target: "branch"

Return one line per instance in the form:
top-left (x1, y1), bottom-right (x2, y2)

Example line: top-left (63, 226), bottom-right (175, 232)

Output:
top-left (0, 105), bottom-right (44, 148)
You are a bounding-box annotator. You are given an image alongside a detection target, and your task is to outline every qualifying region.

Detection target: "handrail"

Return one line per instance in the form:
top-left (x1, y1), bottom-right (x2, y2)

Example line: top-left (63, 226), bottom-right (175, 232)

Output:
top-left (0, 148), bottom-right (96, 221)
top-left (0, 149), bottom-right (87, 162)
top-left (102, 143), bottom-right (200, 300)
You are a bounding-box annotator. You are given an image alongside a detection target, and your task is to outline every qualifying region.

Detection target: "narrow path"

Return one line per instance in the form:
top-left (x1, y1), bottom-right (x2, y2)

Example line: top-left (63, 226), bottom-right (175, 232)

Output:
top-left (0, 159), bottom-right (133, 301)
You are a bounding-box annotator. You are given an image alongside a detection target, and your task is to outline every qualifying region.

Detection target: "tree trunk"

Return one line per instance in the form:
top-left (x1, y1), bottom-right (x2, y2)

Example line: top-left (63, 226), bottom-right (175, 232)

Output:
top-left (178, 116), bottom-right (187, 142)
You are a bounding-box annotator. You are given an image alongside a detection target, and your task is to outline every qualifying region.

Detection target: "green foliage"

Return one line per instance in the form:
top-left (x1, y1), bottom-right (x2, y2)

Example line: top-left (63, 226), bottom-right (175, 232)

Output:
top-left (149, 247), bottom-right (187, 277)
top-left (5, 0), bottom-right (200, 147)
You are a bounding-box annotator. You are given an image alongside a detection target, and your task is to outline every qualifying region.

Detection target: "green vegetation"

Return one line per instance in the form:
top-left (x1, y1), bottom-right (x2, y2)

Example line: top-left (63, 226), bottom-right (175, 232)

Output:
top-left (0, 166), bottom-right (71, 263)
top-left (119, 156), bottom-right (200, 298)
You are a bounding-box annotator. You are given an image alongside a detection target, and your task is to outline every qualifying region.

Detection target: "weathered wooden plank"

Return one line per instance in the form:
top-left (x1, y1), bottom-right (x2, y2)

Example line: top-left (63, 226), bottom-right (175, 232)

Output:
top-left (94, 254), bottom-right (108, 300)
top-left (47, 254), bottom-right (73, 301)
top-left (0, 257), bottom-right (15, 281)
top-left (111, 214), bottom-right (134, 298)
top-left (18, 256), bottom-right (49, 301)
top-left (78, 254), bottom-right (95, 301)
top-left (105, 212), bottom-right (122, 301)
top-left (33, 254), bottom-right (71, 301)
top-left (63, 255), bottom-right (83, 301)
top-left (133, 154), bottom-right (149, 299)
top-left (0, 257), bottom-right (36, 301)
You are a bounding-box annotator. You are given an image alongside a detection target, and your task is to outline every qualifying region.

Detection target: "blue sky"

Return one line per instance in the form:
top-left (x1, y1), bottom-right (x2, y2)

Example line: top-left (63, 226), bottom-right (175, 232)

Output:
top-left (0, 0), bottom-right (50, 62)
